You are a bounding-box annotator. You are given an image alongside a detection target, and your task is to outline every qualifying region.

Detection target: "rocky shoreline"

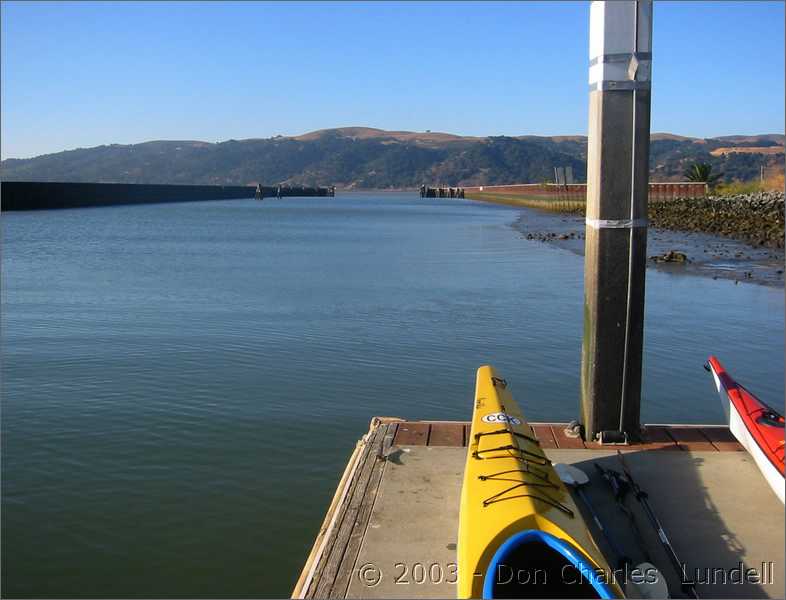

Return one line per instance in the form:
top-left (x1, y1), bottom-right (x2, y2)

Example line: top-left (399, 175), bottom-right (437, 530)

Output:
top-left (513, 192), bottom-right (785, 287)
top-left (649, 191), bottom-right (784, 249)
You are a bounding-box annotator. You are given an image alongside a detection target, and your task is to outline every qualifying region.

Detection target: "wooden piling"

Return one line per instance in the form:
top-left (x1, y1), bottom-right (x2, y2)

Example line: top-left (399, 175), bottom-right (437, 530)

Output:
top-left (580, 0), bottom-right (652, 442)
top-left (421, 185), bottom-right (465, 199)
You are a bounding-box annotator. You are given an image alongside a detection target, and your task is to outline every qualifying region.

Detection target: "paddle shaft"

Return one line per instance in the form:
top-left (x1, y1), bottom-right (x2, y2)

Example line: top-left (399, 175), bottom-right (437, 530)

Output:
top-left (574, 486), bottom-right (629, 571)
top-left (617, 452), bottom-right (700, 599)
top-left (594, 463), bottom-right (653, 563)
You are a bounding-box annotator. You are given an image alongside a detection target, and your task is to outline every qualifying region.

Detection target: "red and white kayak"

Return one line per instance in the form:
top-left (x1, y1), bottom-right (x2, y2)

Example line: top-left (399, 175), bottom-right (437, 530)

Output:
top-left (706, 356), bottom-right (784, 503)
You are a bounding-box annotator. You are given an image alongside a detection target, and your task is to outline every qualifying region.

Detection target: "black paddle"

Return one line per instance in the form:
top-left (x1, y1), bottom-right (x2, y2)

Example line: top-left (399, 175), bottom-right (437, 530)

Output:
top-left (555, 464), bottom-right (629, 569)
top-left (617, 451), bottom-right (700, 599)
top-left (594, 462), bottom-right (653, 563)
top-left (555, 463), bottom-right (669, 599)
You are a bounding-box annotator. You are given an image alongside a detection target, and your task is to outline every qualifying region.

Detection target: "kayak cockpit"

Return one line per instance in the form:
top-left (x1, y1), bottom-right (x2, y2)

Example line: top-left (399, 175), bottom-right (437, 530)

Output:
top-left (483, 530), bottom-right (615, 599)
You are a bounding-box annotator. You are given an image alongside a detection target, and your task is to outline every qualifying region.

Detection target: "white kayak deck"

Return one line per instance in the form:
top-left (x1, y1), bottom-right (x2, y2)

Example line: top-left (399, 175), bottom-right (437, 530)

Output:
top-left (292, 418), bottom-right (784, 599)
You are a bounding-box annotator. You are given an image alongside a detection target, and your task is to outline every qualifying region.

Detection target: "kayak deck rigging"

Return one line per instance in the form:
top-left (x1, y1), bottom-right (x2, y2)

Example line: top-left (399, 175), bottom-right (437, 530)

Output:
top-left (479, 476), bottom-right (572, 515)
top-left (458, 367), bottom-right (618, 598)
top-left (471, 412), bottom-right (573, 514)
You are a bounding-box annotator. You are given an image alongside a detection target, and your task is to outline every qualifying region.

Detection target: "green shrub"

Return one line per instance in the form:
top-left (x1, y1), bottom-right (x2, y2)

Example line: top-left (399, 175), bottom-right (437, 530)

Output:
top-left (713, 180), bottom-right (763, 196)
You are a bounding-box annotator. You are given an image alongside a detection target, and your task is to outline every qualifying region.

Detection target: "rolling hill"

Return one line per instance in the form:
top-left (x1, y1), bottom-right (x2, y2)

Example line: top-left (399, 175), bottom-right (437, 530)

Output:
top-left (1, 128), bottom-right (782, 189)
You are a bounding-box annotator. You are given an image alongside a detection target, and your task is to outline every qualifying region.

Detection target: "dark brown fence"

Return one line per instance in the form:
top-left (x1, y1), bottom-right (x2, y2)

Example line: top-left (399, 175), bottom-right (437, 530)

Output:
top-left (462, 182), bottom-right (707, 201)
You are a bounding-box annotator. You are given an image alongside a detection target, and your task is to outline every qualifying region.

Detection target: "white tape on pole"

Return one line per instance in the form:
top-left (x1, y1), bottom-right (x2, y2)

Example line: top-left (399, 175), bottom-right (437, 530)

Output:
top-left (585, 218), bottom-right (649, 229)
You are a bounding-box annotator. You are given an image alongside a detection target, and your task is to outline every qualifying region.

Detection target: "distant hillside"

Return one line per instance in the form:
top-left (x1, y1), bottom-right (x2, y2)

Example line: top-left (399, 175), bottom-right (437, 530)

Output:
top-left (1, 128), bottom-right (783, 189)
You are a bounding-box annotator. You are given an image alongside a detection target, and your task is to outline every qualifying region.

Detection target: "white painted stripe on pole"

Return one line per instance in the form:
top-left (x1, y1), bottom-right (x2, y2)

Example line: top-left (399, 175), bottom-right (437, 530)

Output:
top-left (588, 61), bottom-right (629, 84)
top-left (585, 218), bottom-right (649, 229)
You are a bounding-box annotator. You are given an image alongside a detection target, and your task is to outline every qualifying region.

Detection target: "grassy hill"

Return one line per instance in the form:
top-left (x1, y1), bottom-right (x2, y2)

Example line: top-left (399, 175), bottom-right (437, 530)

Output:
top-left (1, 128), bottom-right (782, 189)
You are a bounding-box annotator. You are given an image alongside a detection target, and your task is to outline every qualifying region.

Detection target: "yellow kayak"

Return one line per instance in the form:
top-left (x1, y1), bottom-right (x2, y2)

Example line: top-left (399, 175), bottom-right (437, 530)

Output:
top-left (457, 365), bottom-right (622, 598)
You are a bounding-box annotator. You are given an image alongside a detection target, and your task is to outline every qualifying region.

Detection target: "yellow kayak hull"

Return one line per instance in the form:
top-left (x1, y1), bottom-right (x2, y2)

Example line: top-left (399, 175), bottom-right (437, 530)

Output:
top-left (456, 365), bottom-right (622, 598)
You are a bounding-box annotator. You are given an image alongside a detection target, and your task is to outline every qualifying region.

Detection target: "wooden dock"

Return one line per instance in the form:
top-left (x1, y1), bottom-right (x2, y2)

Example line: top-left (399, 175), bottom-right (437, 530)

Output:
top-left (293, 418), bottom-right (784, 599)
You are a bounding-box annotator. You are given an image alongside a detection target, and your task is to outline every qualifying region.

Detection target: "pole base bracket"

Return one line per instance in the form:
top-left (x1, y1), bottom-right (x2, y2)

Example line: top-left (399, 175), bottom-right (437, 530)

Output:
top-left (597, 430), bottom-right (629, 445)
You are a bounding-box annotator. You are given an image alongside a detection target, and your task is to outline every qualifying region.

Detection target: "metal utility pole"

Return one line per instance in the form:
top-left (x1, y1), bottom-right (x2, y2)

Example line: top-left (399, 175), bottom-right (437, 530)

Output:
top-left (580, 0), bottom-right (653, 443)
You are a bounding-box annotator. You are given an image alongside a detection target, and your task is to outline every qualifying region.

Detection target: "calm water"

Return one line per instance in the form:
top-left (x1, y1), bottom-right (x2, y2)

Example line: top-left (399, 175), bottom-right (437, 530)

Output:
top-left (2, 194), bottom-right (783, 597)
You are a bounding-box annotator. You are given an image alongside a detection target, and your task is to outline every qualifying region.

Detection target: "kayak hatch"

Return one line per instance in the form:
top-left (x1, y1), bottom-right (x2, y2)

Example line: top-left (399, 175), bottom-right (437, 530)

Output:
top-left (483, 530), bottom-right (615, 599)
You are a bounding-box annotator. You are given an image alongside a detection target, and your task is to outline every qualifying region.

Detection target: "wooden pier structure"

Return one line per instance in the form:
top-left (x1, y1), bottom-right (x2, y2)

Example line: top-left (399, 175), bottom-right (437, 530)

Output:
top-left (256, 184), bottom-right (335, 200)
top-left (293, 418), bottom-right (784, 599)
top-left (420, 185), bottom-right (465, 199)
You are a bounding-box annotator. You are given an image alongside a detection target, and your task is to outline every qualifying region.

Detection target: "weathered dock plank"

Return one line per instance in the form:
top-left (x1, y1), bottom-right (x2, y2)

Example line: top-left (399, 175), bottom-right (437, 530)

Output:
top-left (701, 426), bottom-right (745, 452)
top-left (309, 422), bottom-right (389, 599)
top-left (329, 423), bottom-right (393, 599)
top-left (295, 420), bottom-right (378, 599)
top-left (640, 424), bottom-right (681, 449)
top-left (357, 420), bottom-right (743, 452)
top-left (531, 424), bottom-right (558, 448)
top-left (427, 422), bottom-right (464, 447)
top-left (550, 424), bottom-right (587, 449)
top-left (392, 422), bottom-right (430, 446)
top-left (666, 425), bottom-right (718, 451)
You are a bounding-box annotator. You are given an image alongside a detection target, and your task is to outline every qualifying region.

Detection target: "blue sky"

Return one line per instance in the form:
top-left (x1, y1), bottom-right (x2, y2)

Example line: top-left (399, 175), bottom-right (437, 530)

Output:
top-left (1, 1), bottom-right (784, 159)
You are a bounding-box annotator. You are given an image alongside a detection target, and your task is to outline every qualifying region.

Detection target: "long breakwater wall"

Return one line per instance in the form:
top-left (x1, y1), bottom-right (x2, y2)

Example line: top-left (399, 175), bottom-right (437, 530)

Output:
top-left (0, 181), bottom-right (334, 211)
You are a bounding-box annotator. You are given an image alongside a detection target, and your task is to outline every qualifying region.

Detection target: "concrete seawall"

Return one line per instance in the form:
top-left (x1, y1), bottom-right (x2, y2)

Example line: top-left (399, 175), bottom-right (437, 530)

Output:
top-left (0, 182), bottom-right (333, 211)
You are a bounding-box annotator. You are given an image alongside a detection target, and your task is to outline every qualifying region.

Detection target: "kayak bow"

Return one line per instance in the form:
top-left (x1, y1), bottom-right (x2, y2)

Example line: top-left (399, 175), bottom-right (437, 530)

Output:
top-left (706, 356), bottom-right (784, 503)
top-left (457, 365), bottom-right (622, 598)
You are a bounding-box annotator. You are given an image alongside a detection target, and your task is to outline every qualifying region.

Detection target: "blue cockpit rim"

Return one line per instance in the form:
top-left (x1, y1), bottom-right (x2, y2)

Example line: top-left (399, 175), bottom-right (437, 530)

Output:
top-left (482, 529), bottom-right (615, 599)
